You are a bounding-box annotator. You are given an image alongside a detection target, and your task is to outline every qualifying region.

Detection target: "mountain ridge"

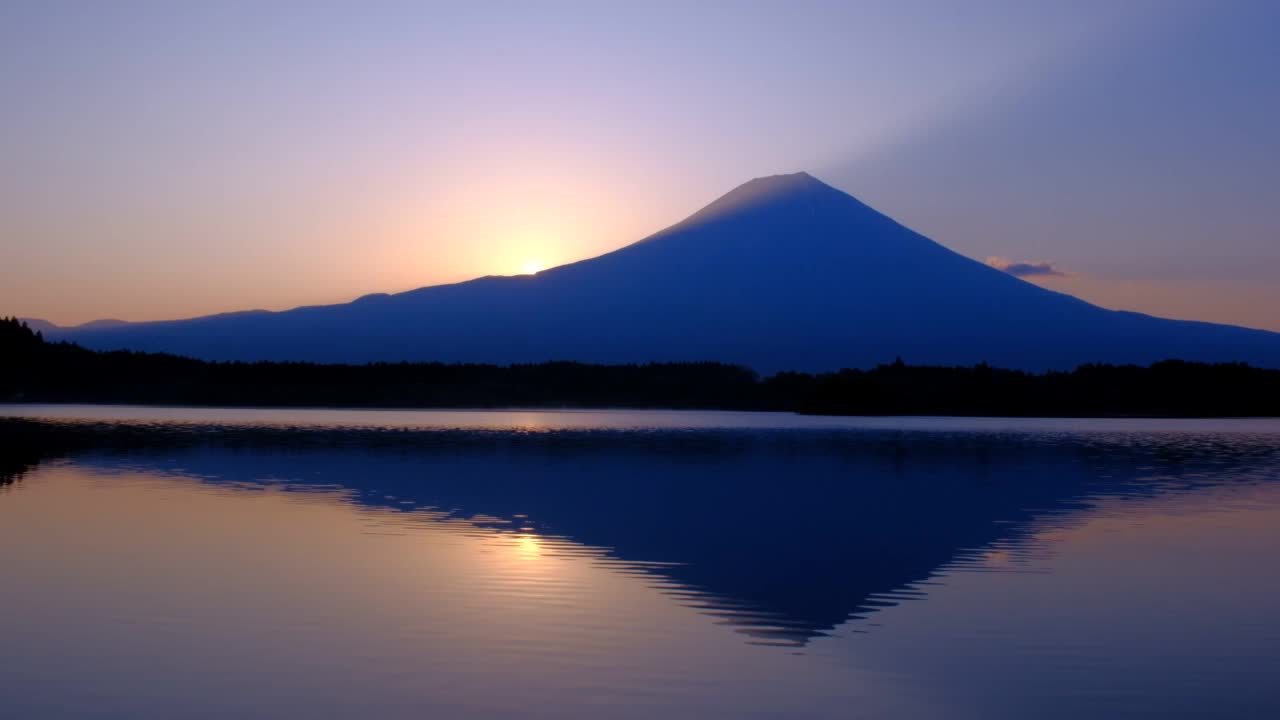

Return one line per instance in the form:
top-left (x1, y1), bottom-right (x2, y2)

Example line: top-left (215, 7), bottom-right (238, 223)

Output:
top-left (45, 172), bottom-right (1280, 371)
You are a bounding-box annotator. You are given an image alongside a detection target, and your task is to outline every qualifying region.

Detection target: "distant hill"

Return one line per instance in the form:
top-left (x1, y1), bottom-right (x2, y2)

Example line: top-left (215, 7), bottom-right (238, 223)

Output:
top-left (23, 317), bottom-right (128, 333)
top-left (18, 318), bottom-right (59, 334)
top-left (49, 172), bottom-right (1280, 371)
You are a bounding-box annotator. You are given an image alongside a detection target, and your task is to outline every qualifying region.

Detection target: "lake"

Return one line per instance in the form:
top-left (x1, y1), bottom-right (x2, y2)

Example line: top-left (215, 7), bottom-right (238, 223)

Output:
top-left (2, 405), bottom-right (1279, 719)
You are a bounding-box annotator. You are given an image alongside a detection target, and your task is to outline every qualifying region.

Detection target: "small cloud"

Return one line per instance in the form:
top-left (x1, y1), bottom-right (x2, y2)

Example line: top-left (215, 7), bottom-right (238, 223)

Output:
top-left (985, 256), bottom-right (1069, 278)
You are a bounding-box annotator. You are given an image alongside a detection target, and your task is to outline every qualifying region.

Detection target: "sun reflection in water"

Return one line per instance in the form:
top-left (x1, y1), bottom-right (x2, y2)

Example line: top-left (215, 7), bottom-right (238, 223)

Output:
top-left (515, 533), bottom-right (542, 560)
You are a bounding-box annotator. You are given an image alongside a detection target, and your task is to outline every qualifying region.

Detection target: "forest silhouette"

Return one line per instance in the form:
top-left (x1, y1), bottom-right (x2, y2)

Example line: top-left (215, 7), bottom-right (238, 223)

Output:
top-left (3, 317), bottom-right (1278, 416)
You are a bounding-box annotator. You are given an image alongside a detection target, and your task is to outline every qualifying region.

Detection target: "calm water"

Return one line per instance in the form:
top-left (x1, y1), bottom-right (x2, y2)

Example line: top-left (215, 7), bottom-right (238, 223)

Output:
top-left (2, 406), bottom-right (1279, 719)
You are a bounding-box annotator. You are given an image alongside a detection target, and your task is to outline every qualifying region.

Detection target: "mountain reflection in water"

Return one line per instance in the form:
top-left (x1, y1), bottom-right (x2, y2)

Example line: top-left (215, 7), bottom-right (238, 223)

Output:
top-left (5, 415), bottom-right (1278, 647)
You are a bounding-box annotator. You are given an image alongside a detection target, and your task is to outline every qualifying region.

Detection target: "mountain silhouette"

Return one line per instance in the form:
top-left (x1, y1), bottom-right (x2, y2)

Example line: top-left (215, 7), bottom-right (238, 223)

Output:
top-left (48, 172), bottom-right (1280, 371)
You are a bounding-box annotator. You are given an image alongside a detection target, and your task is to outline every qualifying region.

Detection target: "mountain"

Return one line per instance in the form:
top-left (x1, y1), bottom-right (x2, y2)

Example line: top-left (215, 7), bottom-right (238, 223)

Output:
top-left (18, 318), bottom-right (59, 334)
top-left (49, 172), bottom-right (1280, 371)
top-left (21, 317), bottom-right (129, 332)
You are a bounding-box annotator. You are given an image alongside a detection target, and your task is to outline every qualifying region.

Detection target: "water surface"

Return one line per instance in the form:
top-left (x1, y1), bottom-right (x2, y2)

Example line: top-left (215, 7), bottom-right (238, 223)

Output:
top-left (2, 406), bottom-right (1278, 719)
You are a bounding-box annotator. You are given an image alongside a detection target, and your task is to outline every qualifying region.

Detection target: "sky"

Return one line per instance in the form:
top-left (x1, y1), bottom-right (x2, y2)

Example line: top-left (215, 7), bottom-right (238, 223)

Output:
top-left (2, 0), bottom-right (1277, 331)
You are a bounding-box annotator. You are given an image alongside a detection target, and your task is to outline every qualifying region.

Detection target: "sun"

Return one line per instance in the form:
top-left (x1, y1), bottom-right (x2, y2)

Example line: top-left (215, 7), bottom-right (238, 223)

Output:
top-left (521, 260), bottom-right (545, 275)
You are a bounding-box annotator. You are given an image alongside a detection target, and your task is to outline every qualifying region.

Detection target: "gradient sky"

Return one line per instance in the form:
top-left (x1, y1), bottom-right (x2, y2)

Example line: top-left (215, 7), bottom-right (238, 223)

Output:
top-left (3, 0), bottom-right (1277, 330)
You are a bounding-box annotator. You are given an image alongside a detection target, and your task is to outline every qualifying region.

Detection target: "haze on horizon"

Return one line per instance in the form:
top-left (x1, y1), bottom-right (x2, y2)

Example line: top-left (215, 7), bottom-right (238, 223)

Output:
top-left (2, 1), bottom-right (1278, 332)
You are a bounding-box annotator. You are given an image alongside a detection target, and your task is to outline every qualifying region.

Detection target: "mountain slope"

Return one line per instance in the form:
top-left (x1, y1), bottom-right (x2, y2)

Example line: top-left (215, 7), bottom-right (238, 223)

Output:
top-left (52, 172), bottom-right (1280, 371)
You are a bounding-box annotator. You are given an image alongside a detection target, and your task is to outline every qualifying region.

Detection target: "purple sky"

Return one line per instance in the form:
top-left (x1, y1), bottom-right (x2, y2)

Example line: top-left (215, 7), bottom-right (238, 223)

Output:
top-left (2, 1), bottom-right (1277, 331)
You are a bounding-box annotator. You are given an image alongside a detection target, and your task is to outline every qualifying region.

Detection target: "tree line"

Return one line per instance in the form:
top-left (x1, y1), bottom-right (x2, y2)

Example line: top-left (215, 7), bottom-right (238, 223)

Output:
top-left (3, 317), bottom-right (1278, 416)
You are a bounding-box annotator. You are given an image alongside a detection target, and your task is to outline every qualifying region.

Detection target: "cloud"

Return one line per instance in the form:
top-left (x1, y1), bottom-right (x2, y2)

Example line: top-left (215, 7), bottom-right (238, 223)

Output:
top-left (985, 256), bottom-right (1068, 278)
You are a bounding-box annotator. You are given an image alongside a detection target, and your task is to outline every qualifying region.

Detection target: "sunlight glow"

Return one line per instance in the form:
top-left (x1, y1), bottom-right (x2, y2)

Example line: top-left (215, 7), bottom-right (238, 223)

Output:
top-left (515, 533), bottom-right (542, 560)
top-left (522, 260), bottom-right (545, 275)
